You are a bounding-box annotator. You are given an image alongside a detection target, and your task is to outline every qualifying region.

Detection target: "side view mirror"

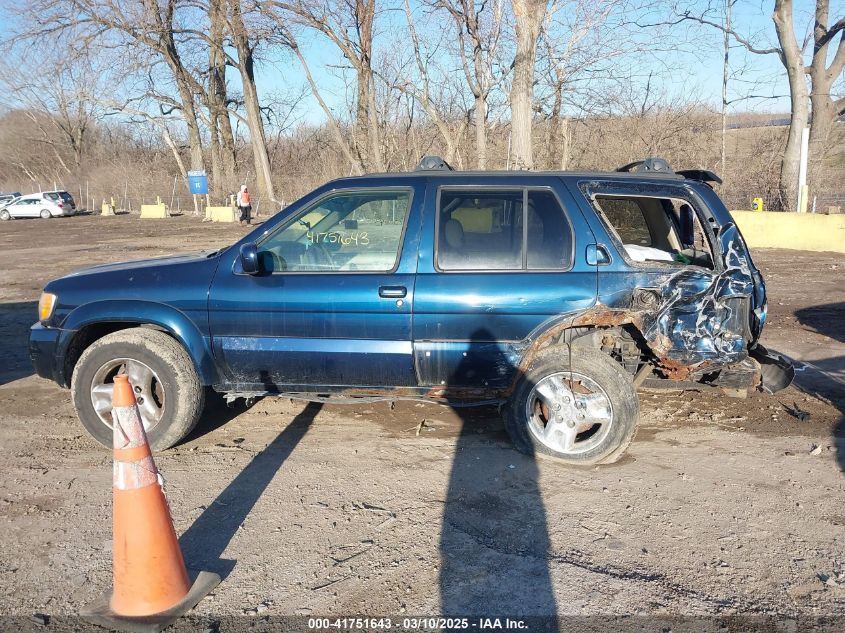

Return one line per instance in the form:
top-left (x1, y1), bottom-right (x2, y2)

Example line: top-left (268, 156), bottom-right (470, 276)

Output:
top-left (240, 242), bottom-right (260, 275)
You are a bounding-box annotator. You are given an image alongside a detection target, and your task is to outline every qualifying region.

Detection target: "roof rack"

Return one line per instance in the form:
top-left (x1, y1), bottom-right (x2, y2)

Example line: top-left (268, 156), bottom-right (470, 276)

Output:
top-left (616, 157), bottom-right (674, 174)
top-left (415, 155), bottom-right (454, 172)
top-left (617, 158), bottom-right (722, 187)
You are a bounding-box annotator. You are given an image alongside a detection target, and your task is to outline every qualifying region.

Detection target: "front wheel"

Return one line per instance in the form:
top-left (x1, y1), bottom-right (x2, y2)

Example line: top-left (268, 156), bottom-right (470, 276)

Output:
top-left (40, 209), bottom-right (51, 219)
top-left (71, 328), bottom-right (205, 450)
top-left (503, 347), bottom-right (639, 465)
top-left (0, 209), bottom-right (10, 220)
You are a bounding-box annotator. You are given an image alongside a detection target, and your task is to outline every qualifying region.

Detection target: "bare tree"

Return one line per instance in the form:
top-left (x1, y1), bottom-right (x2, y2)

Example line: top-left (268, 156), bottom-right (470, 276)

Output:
top-left (13, 0), bottom-right (209, 173)
top-left (654, 0), bottom-right (844, 210)
top-left (208, 0), bottom-right (238, 197)
top-left (431, 0), bottom-right (506, 168)
top-left (265, 0), bottom-right (383, 172)
top-left (228, 0), bottom-right (276, 203)
top-left (509, 0), bottom-right (548, 169)
top-left (0, 47), bottom-right (104, 176)
top-left (380, 0), bottom-right (469, 166)
top-left (536, 0), bottom-right (631, 170)
top-left (806, 0), bottom-right (845, 192)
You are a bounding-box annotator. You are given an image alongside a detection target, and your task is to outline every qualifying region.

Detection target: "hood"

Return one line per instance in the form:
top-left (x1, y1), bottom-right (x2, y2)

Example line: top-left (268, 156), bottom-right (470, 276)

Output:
top-left (44, 249), bottom-right (225, 325)
top-left (60, 250), bottom-right (221, 279)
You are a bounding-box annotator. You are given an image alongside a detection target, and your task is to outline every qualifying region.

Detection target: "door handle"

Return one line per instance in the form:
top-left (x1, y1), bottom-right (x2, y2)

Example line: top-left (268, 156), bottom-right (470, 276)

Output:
top-left (379, 285), bottom-right (407, 298)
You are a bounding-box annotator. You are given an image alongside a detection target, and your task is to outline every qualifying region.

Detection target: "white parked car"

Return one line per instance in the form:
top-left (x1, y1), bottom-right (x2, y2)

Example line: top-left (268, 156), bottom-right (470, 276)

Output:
top-left (0, 191), bottom-right (77, 220)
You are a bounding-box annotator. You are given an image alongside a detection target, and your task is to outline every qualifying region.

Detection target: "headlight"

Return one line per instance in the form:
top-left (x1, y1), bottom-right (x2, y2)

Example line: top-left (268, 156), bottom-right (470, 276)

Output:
top-left (38, 292), bottom-right (57, 322)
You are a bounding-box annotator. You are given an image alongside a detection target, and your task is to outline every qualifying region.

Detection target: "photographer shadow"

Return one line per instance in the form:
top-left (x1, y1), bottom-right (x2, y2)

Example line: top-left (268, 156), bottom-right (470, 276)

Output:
top-left (794, 302), bottom-right (845, 474)
top-left (439, 328), bottom-right (559, 626)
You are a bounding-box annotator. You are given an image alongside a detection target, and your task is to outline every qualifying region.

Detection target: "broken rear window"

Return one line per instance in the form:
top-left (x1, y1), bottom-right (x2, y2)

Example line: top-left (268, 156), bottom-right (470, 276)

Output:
top-left (594, 195), bottom-right (714, 269)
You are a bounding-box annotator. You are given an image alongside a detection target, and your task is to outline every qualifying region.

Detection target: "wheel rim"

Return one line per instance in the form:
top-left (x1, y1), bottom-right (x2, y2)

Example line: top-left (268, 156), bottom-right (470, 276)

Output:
top-left (90, 358), bottom-right (165, 432)
top-left (41, 209), bottom-right (50, 218)
top-left (524, 371), bottom-right (613, 455)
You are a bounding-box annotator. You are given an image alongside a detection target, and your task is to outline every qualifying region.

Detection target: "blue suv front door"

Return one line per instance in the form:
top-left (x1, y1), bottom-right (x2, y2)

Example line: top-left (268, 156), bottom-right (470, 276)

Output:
top-left (208, 183), bottom-right (424, 390)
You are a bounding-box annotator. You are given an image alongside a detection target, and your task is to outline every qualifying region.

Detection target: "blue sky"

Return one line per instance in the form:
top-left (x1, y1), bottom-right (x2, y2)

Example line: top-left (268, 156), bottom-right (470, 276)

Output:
top-left (251, 0), bottom-right (843, 126)
top-left (0, 0), bottom-right (840, 127)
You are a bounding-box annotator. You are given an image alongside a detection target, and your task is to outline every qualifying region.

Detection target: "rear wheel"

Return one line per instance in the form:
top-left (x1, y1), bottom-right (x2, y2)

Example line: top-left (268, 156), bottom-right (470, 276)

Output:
top-left (0, 210), bottom-right (10, 221)
top-left (71, 329), bottom-right (205, 451)
top-left (40, 208), bottom-right (51, 219)
top-left (503, 347), bottom-right (639, 465)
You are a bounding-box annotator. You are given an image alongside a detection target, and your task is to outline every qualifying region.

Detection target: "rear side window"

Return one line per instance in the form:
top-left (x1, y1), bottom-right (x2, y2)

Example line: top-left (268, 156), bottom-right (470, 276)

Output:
top-left (59, 192), bottom-right (74, 203)
top-left (437, 188), bottom-right (573, 271)
top-left (526, 190), bottom-right (572, 269)
top-left (597, 197), bottom-right (652, 246)
top-left (438, 190), bottom-right (523, 270)
top-left (593, 194), bottom-right (715, 269)
top-left (44, 193), bottom-right (60, 202)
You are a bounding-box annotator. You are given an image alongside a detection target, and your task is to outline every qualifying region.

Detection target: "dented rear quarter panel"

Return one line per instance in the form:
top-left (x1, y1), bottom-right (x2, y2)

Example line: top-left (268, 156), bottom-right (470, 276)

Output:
top-left (563, 177), bottom-right (764, 376)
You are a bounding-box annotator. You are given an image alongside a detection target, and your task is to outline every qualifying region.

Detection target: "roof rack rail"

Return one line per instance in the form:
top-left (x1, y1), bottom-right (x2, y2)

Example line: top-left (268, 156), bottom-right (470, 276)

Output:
top-left (616, 157), bottom-right (674, 174)
top-left (415, 155), bottom-right (454, 172)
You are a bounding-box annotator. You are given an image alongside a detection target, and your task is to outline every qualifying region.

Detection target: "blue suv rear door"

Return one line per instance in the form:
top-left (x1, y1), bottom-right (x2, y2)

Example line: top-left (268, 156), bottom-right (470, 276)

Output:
top-left (411, 174), bottom-right (599, 391)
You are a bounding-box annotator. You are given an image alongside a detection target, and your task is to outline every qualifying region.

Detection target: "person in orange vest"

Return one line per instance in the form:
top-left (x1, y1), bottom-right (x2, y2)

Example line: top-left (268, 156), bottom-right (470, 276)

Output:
top-left (237, 184), bottom-right (252, 225)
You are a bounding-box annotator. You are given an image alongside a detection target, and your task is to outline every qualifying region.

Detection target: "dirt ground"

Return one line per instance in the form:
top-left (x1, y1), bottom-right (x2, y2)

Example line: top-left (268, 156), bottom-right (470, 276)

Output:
top-left (0, 213), bottom-right (843, 630)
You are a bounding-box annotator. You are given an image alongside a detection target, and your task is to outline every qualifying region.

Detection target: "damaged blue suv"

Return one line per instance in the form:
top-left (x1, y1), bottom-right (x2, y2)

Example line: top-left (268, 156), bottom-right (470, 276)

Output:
top-left (29, 157), bottom-right (792, 465)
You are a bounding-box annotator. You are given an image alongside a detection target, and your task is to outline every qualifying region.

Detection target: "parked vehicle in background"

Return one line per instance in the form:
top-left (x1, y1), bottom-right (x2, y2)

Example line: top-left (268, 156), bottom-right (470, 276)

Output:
top-left (43, 190), bottom-right (77, 212)
top-left (30, 157), bottom-right (794, 465)
top-left (0, 191), bottom-right (76, 220)
top-left (0, 192), bottom-right (22, 207)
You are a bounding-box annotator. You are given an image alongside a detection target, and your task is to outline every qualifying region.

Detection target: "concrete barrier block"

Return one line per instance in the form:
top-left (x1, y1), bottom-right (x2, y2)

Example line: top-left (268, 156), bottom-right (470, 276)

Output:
top-left (205, 206), bottom-right (236, 223)
top-left (139, 203), bottom-right (169, 219)
top-left (731, 210), bottom-right (845, 253)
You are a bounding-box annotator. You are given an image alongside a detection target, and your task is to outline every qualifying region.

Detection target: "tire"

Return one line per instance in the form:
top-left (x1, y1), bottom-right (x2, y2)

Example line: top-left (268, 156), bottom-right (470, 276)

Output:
top-left (40, 209), bottom-right (51, 219)
top-left (0, 210), bottom-right (10, 221)
top-left (71, 328), bottom-right (205, 451)
top-left (503, 346), bottom-right (639, 466)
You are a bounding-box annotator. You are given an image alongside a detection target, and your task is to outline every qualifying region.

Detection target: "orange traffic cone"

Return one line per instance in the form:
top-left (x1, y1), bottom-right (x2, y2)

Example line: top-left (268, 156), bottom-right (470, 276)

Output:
top-left (82, 375), bottom-right (220, 632)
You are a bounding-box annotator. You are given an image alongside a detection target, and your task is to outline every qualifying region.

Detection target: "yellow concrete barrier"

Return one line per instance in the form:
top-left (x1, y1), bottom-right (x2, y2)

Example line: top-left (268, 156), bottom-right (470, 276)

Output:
top-left (731, 210), bottom-right (845, 253)
top-left (205, 206), bottom-right (236, 223)
top-left (139, 203), bottom-right (168, 219)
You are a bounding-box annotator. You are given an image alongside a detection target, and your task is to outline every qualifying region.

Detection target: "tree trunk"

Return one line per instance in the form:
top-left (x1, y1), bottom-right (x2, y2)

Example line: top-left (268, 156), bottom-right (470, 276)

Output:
top-left (230, 0), bottom-right (275, 204)
top-left (208, 0), bottom-right (236, 197)
top-left (808, 93), bottom-right (835, 196)
top-left (474, 94), bottom-right (487, 169)
top-left (174, 74), bottom-right (205, 173)
top-left (509, 0), bottom-right (547, 170)
top-left (806, 0), bottom-right (845, 200)
top-left (557, 117), bottom-right (571, 171)
top-left (772, 0), bottom-right (808, 211)
top-left (365, 68), bottom-right (384, 172)
top-left (355, 0), bottom-right (379, 171)
top-left (162, 125), bottom-right (188, 182)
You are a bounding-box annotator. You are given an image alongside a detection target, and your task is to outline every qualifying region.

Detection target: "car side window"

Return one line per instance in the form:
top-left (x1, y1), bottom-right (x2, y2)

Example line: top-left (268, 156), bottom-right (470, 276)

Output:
top-left (593, 194), bottom-right (715, 269)
top-left (526, 190), bottom-right (573, 270)
top-left (257, 190), bottom-right (411, 273)
top-left (596, 197), bottom-right (652, 246)
top-left (437, 188), bottom-right (572, 271)
top-left (438, 190), bottom-right (523, 270)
